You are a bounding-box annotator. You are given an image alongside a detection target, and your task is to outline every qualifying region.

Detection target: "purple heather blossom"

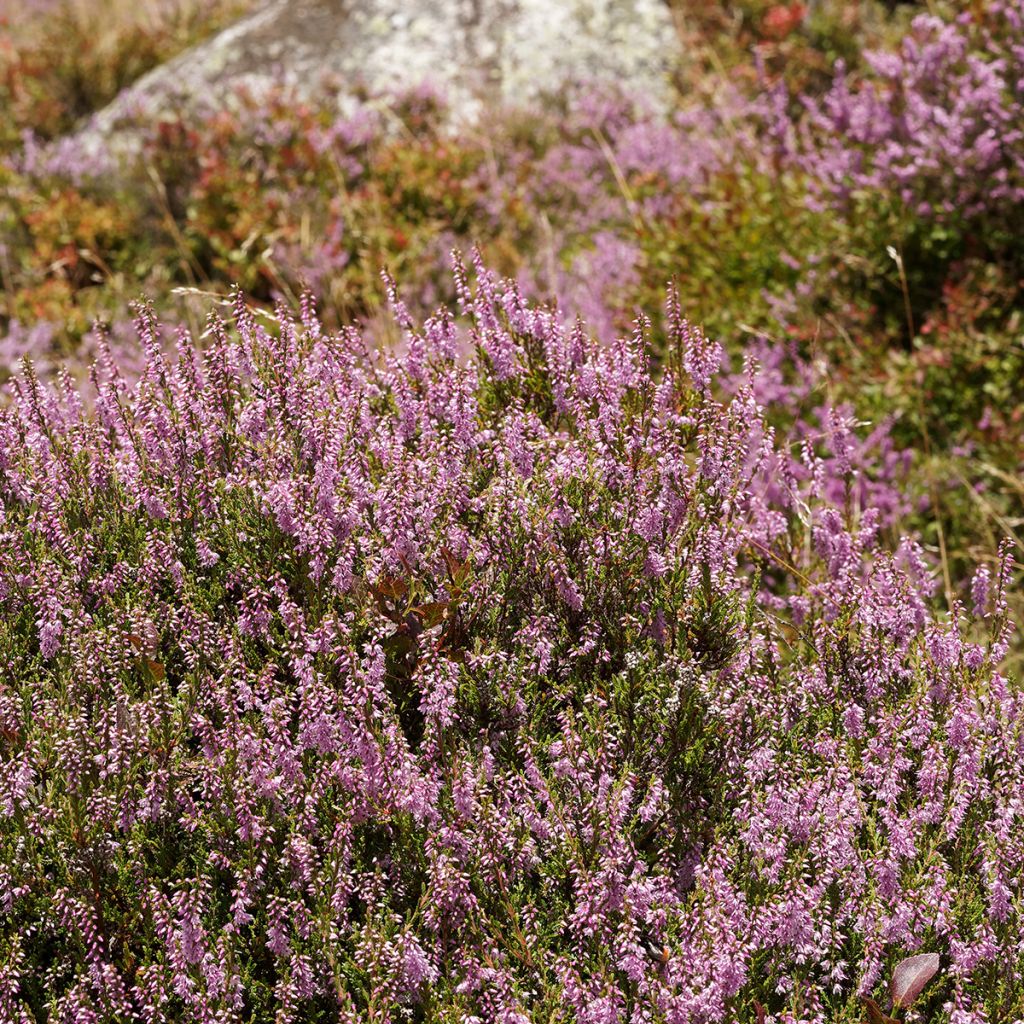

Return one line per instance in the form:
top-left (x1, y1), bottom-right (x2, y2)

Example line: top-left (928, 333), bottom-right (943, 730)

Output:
top-left (0, 258), bottom-right (1018, 1020)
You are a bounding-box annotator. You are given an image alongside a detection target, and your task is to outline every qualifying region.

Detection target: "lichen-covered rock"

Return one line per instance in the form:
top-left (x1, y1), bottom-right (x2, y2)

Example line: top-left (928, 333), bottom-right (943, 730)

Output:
top-left (81, 0), bottom-right (679, 141)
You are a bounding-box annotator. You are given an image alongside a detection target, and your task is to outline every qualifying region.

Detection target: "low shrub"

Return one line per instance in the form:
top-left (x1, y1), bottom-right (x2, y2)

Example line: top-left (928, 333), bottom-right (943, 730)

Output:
top-left (0, 272), bottom-right (1018, 1021)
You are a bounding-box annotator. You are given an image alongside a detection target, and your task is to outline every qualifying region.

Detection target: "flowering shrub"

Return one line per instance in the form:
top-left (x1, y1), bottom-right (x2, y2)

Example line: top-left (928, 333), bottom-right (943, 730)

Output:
top-left (4, 3), bottom-right (1021, 357)
top-left (0, 76), bottom-right (822, 363)
top-left (779, 2), bottom-right (1024, 363)
top-left (802, 4), bottom-right (1024, 223)
top-left (0, 270), bottom-right (1019, 1021)
top-left (0, 84), bottom-right (521, 365)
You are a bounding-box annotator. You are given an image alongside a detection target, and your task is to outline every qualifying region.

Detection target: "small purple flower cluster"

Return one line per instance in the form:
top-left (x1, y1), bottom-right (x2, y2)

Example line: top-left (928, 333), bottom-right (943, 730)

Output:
top-left (12, 126), bottom-right (116, 187)
top-left (0, 264), bottom-right (1018, 1021)
top-left (800, 3), bottom-right (1024, 220)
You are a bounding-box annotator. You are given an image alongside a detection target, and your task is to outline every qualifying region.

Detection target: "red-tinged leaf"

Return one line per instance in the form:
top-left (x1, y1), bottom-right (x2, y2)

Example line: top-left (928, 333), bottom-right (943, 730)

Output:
top-left (441, 546), bottom-right (471, 586)
top-left (440, 546), bottom-right (457, 574)
top-left (412, 601), bottom-right (450, 628)
top-left (369, 581), bottom-right (407, 623)
top-left (753, 1002), bottom-right (766, 1024)
top-left (373, 575), bottom-right (408, 602)
top-left (891, 952), bottom-right (940, 1008)
top-left (861, 996), bottom-right (897, 1024)
top-left (144, 658), bottom-right (165, 681)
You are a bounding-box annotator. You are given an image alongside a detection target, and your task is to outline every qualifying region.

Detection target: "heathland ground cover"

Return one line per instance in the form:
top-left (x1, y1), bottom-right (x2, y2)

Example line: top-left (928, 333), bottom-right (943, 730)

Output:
top-left (0, 1), bottom-right (1022, 1020)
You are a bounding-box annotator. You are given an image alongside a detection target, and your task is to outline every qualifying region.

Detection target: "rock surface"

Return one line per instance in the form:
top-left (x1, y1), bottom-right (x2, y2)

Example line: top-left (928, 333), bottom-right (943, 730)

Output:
top-left (82, 0), bottom-right (680, 136)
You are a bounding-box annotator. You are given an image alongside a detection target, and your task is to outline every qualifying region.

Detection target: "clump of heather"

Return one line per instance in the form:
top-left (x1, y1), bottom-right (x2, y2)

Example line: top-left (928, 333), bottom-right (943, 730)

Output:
top-left (801, 3), bottom-right (1024, 225)
top-left (723, 335), bottom-right (915, 533)
top-left (0, 265), bottom-right (1019, 1022)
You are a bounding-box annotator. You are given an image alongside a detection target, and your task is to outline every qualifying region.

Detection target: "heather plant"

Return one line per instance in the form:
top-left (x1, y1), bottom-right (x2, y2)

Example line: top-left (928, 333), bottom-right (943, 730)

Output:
top-left (0, 268), bottom-right (1020, 1021)
top-left (802, 4), bottom-right (1024, 226)
top-left (3, 0), bottom-right (1019, 364)
top-left (0, 83), bottom-right (521, 367)
top-left (782, 2), bottom-right (1024, 355)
